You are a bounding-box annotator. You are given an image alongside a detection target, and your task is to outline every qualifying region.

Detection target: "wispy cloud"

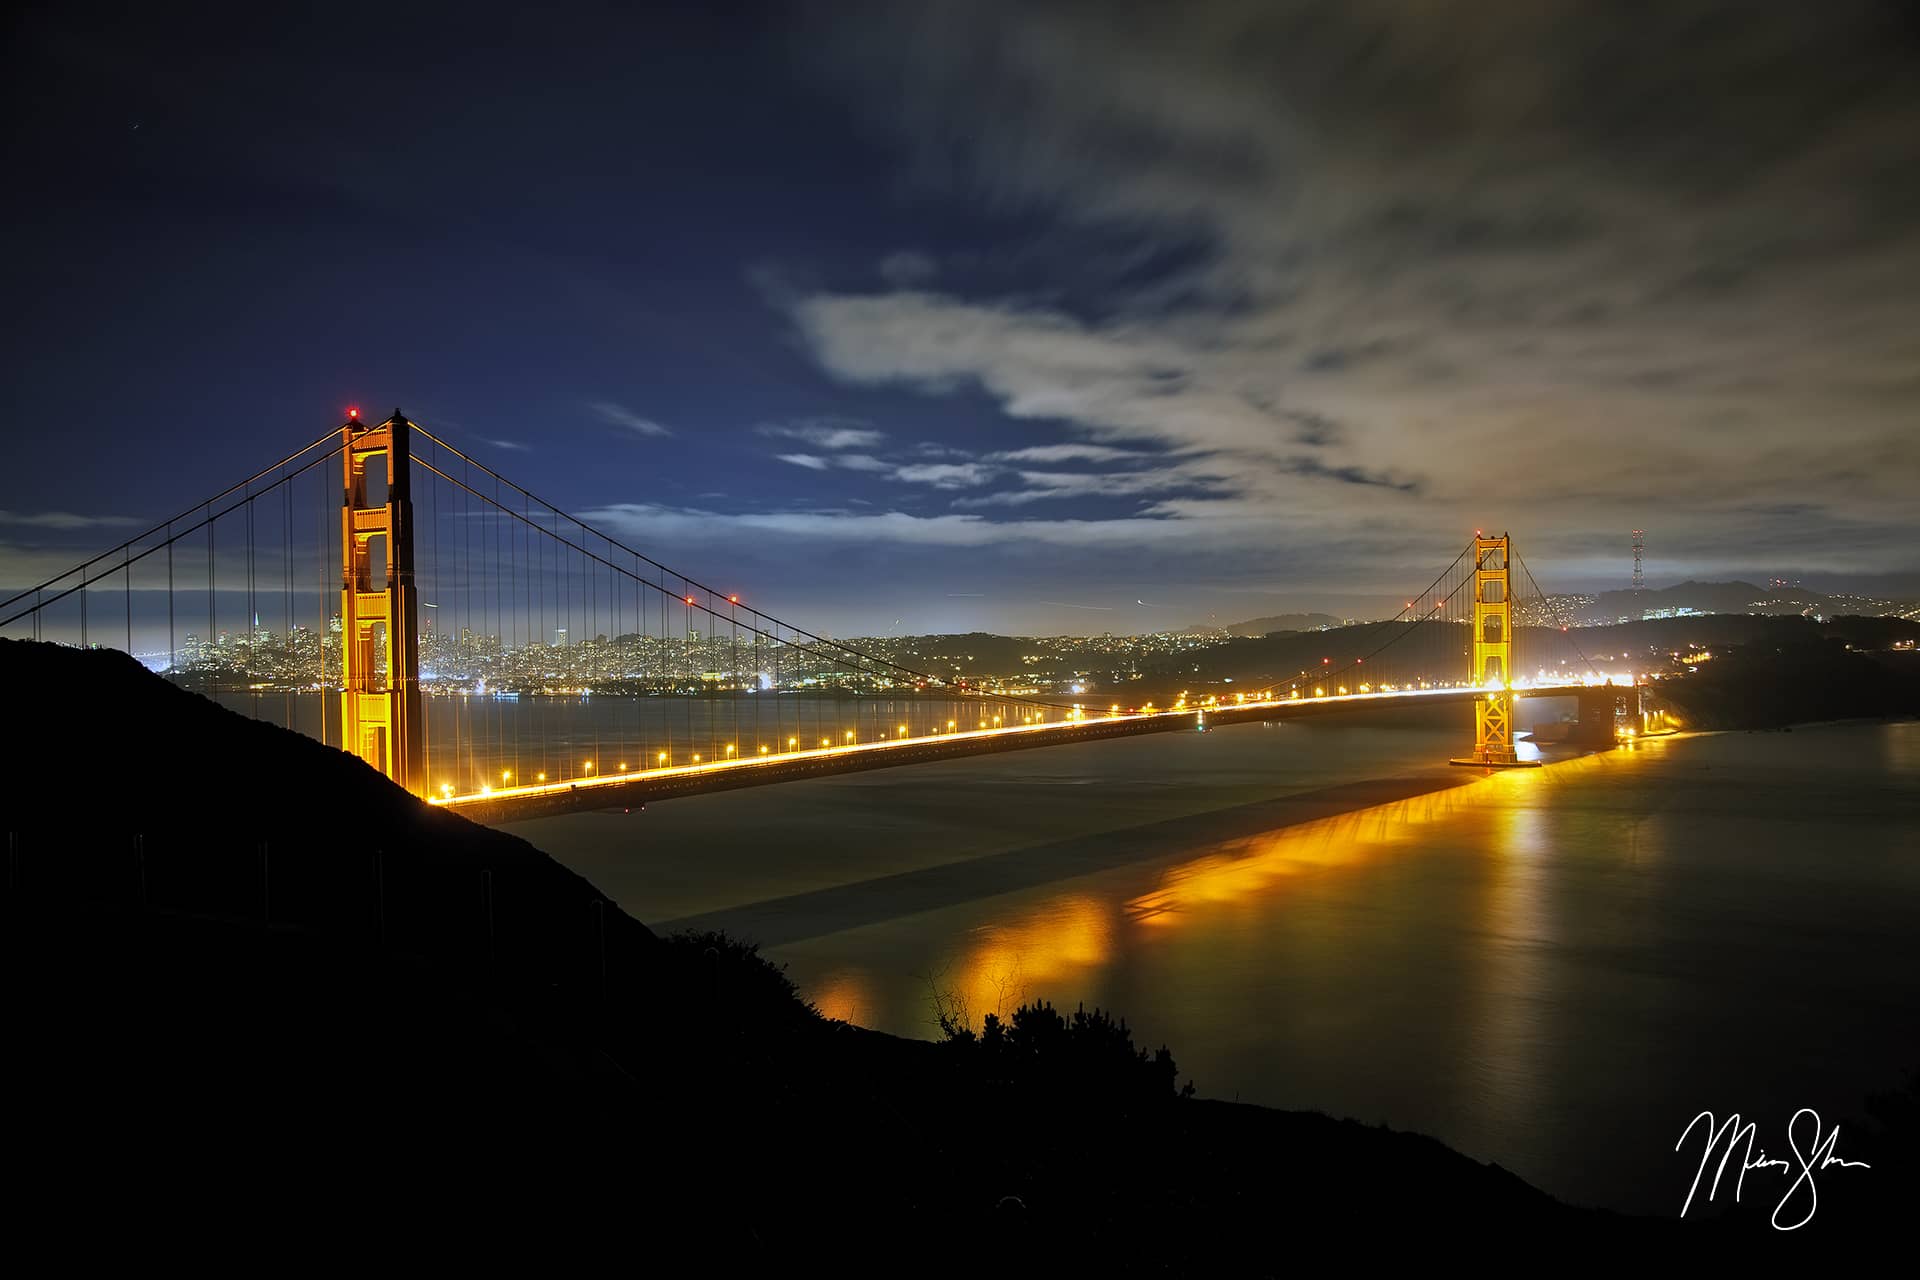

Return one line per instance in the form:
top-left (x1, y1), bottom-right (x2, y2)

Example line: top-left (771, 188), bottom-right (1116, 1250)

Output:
top-left (987, 444), bottom-right (1145, 464)
top-left (578, 500), bottom-right (1228, 549)
top-left (893, 462), bottom-right (991, 489)
top-left (756, 417), bottom-right (887, 450)
top-left (766, 442), bottom-right (993, 488)
top-left (953, 461), bottom-right (1235, 508)
top-left (479, 437), bottom-right (532, 452)
top-left (589, 401), bottom-right (673, 437)
top-left (0, 509), bottom-right (143, 530)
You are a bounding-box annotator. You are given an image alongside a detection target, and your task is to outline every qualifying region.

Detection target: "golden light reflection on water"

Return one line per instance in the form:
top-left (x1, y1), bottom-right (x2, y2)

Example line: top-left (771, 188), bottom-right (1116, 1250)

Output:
top-left (1117, 747), bottom-right (1664, 926)
top-left (931, 765), bottom-right (1590, 1023)
top-left (808, 969), bottom-right (876, 1025)
top-left (945, 895), bottom-right (1112, 1025)
top-left (1124, 785), bottom-right (1478, 927)
top-left (1469, 795), bottom-right (1554, 1121)
top-left (821, 745), bottom-right (1675, 1039)
top-left (1880, 719), bottom-right (1920, 773)
top-left (767, 729), bottom-right (1919, 1213)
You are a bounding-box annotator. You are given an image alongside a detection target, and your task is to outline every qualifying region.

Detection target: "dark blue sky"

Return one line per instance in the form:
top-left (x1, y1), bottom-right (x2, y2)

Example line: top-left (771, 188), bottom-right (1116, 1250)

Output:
top-left (6, 1), bottom-right (1918, 633)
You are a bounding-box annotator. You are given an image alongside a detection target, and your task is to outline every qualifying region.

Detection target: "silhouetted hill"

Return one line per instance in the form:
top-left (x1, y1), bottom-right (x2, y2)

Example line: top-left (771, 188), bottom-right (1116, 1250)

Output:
top-left (1215, 611), bottom-right (1345, 636)
top-left (1114, 613), bottom-right (1920, 699)
top-left (1656, 637), bottom-right (1920, 729)
top-left (3, 639), bottom-right (1676, 1260)
top-left (1573, 578), bottom-right (1917, 624)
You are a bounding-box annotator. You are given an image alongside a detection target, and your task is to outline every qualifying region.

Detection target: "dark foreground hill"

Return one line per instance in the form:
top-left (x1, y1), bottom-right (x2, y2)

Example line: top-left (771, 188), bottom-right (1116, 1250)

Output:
top-left (2, 640), bottom-right (1680, 1263)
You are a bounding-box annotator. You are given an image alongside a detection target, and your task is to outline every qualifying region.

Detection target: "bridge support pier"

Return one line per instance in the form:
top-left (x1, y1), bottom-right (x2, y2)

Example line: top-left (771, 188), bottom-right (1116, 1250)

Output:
top-left (338, 409), bottom-right (424, 795)
top-left (1452, 532), bottom-right (1539, 769)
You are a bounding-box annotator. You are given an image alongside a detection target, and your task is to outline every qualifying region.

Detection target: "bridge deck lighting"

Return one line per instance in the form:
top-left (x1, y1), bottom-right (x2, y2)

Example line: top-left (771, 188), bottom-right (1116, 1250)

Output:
top-left (658, 752), bottom-right (669, 764)
top-left (693, 754), bottom-right (701, 763)
top-left (501, 770), bottom-right (512, 782)
top-left (726, 744), bottom-right (736, 756)
top-left (759, 745), bottom-right (769, 754)
top-left (618, 762), bottom-right (628, 771)
top-left (537, 772), bottom-right (547, 782)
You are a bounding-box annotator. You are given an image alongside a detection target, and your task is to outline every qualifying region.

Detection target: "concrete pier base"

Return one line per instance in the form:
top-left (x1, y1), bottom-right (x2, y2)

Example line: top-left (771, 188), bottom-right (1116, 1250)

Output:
top-left (1449, 756), bottom-right (1544, 769)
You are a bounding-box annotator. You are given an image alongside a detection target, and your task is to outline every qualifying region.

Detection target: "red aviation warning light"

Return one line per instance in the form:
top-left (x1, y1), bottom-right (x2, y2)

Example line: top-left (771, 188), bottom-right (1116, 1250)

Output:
top-left (347, 407), bottom-right (360, 419)
top-left (683, 595), bottom-right (696, 606)
top-left (728, 594), bottom-right (739, 605)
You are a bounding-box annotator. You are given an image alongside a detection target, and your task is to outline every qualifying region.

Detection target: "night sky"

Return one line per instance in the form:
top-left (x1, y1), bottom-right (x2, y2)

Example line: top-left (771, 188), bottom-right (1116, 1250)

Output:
top-left (5, 1), bottom-right (1918, 634)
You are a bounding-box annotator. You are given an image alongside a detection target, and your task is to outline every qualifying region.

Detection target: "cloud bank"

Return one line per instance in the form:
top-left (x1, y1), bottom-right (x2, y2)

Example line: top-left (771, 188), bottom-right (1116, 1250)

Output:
top-left (760, 0), bottom-right (1920, 588)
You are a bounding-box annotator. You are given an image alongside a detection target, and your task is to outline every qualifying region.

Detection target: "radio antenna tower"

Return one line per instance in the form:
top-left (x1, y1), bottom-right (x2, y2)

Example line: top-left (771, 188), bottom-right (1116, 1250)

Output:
top-left (1631, 529), bottom-right (1645, 591)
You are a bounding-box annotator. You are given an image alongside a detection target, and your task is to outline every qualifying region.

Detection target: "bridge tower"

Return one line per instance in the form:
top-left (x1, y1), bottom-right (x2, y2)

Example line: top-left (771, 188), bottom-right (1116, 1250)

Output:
top-left (338, 409), bottom-right (425, 795)
top-left (1453, 532), bottom-right (1526, 768)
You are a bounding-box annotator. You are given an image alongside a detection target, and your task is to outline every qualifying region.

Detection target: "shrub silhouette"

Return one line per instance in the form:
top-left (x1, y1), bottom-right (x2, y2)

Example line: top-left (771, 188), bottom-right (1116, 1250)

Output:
top-left (653, 929), bottom-right (816, 1030)
top-left (939, 999), bottom-right (1193, 1102)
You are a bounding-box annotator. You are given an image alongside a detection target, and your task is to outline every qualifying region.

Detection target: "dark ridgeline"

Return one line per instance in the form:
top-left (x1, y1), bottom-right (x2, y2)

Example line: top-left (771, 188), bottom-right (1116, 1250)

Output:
top-left (1656, 625), bottom-right (1920, 729)
top-left (6, 638), bottom-right (1768, 1262)
top-left (1149, 612), bottom-right (1920, 700)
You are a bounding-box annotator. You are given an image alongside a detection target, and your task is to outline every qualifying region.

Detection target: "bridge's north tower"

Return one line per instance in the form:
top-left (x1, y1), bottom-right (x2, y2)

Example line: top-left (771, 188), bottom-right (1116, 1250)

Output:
top-left (338, 409), bottom-right (425, 794)
top-left (1455, 532), bottom-right (1522, 768)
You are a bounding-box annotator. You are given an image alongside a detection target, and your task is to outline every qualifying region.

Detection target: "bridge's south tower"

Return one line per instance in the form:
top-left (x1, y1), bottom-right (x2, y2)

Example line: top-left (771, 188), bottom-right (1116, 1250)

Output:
top-left (338, 409), bottom-right (425, 794)
top-left (1462, 532), bottom-right (1517, 766)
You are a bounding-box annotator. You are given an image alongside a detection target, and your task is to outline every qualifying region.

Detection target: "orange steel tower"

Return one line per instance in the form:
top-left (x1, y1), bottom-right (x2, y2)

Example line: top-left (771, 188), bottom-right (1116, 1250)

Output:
top-left (1453, 532), bottom-right (1525, 768)
top-left (338, 409), bottom-right (424, 794)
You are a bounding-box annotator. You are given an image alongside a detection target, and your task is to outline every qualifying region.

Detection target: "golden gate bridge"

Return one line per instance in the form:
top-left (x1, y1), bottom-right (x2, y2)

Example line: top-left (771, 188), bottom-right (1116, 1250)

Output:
top-left (0, 410), bottom-right (1648, 822)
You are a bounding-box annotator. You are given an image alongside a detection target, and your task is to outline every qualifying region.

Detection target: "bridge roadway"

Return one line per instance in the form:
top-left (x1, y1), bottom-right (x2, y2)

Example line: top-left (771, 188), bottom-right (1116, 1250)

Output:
top-left (434, 682), bottom-right (1605, 824)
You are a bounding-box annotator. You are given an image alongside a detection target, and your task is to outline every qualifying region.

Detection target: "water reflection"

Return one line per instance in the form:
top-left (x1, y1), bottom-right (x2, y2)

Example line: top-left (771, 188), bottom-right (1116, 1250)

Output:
top-left (1123, 784), bottom-right (1478, 927)
top-left (545, 722), bottom-right (1920, 1212)
top-left (1469, 796), bottom-right (1553, 1129)
top-left (945, 895), bottom-right (1112, 1025)
top-left (807, 969), bottom-right (875, 1026)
